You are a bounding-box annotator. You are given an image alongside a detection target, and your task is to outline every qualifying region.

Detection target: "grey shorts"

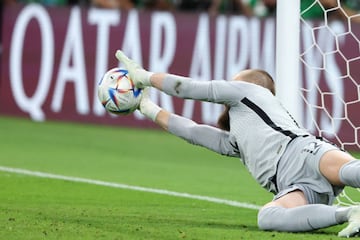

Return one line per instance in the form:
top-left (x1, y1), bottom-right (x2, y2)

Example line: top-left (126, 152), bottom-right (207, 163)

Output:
top-left (273, 136), bottom-right (344, 205)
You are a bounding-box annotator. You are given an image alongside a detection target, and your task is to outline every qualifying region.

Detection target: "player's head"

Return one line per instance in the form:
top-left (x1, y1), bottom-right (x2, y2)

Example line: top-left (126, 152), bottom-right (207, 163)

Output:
top-left (217, 69), bottom-right (276, 131)
top-left (232, 69), bottom-right (276, 95)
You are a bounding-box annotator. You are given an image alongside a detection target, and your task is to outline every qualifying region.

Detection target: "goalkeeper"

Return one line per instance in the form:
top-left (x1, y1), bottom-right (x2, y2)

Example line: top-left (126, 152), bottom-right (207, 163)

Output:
top-left (116, 50), bottom-right (360, 237)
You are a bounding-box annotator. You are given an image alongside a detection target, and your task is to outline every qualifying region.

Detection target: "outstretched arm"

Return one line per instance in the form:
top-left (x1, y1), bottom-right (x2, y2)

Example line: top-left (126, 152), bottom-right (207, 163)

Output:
top-left (115, 50), bottom-right (246, 104)
top-left (139, 89), bottom-right (239, 157)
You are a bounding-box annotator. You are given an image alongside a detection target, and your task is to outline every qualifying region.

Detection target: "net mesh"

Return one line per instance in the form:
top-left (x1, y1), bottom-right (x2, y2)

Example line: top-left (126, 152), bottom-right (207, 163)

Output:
top-left (300, 0), bottom-right (360, 205)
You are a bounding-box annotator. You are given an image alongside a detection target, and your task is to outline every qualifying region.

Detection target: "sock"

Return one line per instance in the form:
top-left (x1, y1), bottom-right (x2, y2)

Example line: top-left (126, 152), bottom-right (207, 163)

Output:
top-left (258, 205), bottom-right (340, 232)
top-left (339, 160), bottom-right (360, 187)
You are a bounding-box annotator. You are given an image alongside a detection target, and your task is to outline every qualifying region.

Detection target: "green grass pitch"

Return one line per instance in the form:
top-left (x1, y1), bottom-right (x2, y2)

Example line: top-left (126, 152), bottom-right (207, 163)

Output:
top-left (0, 116), bottom-right (357, 239)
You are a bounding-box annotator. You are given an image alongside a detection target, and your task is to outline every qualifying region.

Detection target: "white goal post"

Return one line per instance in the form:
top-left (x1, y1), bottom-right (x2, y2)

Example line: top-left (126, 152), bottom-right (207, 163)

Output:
top-left (276, 0), bottom-right (301, 124)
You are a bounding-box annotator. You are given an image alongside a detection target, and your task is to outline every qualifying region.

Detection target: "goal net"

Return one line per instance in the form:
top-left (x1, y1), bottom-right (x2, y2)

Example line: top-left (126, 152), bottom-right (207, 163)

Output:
top-left (299, 0), bottom-right (360, 205)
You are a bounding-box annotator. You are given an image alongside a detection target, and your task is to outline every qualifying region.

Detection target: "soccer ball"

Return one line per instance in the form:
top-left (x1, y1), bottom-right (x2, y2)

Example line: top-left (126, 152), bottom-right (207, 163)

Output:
top-left (98, 68), bottom-right (142, 115)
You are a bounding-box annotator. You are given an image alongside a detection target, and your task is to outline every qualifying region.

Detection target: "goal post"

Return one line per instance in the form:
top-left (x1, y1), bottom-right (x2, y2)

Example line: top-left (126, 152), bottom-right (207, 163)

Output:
top-left (276, 0), bottom-right (302, 124)
top-left (277, 0), bottom-right (360, 205)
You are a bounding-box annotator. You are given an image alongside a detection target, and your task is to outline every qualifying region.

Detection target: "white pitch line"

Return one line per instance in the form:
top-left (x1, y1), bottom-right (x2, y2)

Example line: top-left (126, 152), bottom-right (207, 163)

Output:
top-left (0, 166), bottom-right (261, 210)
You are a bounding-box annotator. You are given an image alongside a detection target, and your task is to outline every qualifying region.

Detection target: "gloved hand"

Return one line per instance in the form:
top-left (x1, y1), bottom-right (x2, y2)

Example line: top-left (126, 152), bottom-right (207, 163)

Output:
top-left (115, 50), bottom-right (153, 88)
top-left (138, 88), bottom-right (162, 122)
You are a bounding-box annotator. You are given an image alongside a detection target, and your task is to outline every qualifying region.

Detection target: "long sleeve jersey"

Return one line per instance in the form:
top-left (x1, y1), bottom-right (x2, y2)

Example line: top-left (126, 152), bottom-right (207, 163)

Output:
top-left (162, 74), bottom-right (310, 193)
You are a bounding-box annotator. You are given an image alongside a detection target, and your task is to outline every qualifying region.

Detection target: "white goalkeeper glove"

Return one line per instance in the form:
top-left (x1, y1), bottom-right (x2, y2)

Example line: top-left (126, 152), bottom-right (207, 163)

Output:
top-left (115, 50), bottom-right (153, 88)
top-left (139, 88), bottom-right (162, 122)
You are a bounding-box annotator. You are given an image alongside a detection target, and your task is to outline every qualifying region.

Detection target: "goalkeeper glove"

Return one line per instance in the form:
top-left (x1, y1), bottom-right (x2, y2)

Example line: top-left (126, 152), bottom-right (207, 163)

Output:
top-left (139, 88), bottom-right (161, 122)
top-left (115, 50), bottom-right (153, 88)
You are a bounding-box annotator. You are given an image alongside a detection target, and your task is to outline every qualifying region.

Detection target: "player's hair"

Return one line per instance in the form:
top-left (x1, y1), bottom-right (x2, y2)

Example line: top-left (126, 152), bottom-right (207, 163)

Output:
top-left (258, 69), bottom-right (276, 95)
top-left (236, 69), bottom-right (276, 95)
top-left (217, 69), bottom-right (275, 131)
top-left (217, 105), bottom-right (231, 131)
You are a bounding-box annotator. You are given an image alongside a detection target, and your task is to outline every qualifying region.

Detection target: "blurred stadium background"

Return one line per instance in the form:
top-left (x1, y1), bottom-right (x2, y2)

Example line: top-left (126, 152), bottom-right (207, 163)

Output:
top-left (0, 0), bottom-right (359, 239)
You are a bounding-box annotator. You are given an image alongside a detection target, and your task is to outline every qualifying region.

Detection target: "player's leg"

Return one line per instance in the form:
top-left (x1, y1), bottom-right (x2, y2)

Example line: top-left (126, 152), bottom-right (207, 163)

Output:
top-left (258, 189), bottom-right (360, 237)
top-left (257, 190), bottom-right (351, 232)
top-left (319, 149), bottom-right (360, 187)
top-left (319, 150), bottom-right (360, 237)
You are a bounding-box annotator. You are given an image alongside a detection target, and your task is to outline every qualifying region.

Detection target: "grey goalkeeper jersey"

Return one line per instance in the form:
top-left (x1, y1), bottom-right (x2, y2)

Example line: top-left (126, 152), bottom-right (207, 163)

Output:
top-left (162, 74), bottom-right (310, 193)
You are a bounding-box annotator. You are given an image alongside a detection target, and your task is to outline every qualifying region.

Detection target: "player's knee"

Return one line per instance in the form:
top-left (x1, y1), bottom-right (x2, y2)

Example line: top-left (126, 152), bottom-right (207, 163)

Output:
top-left (257, 206), bottom-right (285, 231)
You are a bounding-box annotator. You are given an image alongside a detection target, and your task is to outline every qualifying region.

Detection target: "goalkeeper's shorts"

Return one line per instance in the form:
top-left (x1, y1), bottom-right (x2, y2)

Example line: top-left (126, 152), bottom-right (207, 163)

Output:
top-left (273, 135), bottom-right (344, 205)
